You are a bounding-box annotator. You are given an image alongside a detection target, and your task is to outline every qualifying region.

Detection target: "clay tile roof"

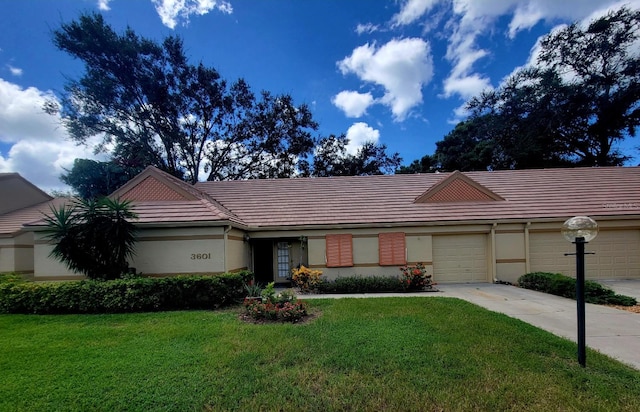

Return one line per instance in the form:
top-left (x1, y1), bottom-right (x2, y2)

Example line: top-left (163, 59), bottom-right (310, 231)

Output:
top-left (195, 166), bottom-right (640, 228)
top-left (414, 170), bottom-right (504, 203)
top-left (110, 166), bottom-right (243, 226)
top-left (0, 197), bottom-right (69, 236)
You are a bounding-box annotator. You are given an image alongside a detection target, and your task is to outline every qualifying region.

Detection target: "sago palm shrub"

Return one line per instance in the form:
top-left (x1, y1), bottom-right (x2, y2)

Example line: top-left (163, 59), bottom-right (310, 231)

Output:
top-left (43, 197), bottom-right (137, 280)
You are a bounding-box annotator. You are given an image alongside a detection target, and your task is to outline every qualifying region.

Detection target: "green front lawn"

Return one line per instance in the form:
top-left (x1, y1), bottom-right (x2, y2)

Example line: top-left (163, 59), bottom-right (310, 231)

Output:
top-left (1, 298), bottom-right (639, 411)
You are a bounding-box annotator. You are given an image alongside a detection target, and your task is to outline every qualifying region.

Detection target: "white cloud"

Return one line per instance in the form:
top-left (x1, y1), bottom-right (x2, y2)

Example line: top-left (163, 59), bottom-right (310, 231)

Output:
top-left (443, 73), bottom-right (491, 100)
top-left (152, 0), bottom-right (233, 29)
top-left (332, 91), bottom-right (374, 118)
top-left (97, 0), bottom-right (111, 11)
top-left (392, 0), bottom-right (441, 27)
top-left (7, 65), bottom-right (22, 77)
top-left (391, 0), bottom-right (640, 107)
top-left (0, 78), bottom-right (103, 193)
top-left (355, 23), bottom-right (380, 35)
top-left (345, 122), bottom-right (380, 155)
top-left (338, 38), bottom-right (433, 121)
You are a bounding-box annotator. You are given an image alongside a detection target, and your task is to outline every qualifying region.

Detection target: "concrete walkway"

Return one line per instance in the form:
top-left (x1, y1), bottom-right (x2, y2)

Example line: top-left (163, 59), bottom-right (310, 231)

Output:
top-left (303, 283), bottom-right (640, 370)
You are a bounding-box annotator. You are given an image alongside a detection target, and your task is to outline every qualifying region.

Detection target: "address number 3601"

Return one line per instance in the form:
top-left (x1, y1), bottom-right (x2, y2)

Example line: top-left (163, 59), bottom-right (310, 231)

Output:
top-left (190, 253), bottom-right (211, 260)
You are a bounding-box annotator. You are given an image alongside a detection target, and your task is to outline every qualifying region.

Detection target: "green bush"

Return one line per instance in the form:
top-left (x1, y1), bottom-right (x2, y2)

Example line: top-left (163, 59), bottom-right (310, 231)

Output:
top-left (315, 276), bottom-right (405, 294)
top-left (0, 273), bottom-right (245, 314)
top-left (0, 273), bottom-right (26, 284)
top-left (517, 272), bottom-right (637, 306)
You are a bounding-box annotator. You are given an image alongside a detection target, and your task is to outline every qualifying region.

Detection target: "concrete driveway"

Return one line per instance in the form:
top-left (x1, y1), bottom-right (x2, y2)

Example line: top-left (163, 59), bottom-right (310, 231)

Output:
top-left (305, 281), bottom-right (640, 370)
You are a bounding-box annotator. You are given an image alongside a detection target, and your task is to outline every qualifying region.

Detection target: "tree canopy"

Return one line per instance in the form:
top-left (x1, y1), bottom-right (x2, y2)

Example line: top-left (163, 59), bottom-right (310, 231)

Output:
top-left (49, 13), bottom-right (401, 193)
top-left (60, 159), bottom-right (140, 200)
top-left (402, 7), bottom-right (640, 173)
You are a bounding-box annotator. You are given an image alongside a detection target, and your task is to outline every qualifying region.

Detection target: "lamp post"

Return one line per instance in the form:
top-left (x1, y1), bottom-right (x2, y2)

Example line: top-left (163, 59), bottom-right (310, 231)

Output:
top-left (562, 216), bottom-right (598, 368)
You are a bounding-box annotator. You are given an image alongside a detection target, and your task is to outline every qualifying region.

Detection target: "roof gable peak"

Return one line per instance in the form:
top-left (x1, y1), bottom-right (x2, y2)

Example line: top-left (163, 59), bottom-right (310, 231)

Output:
top-left (414, 170), bottom-right (504, 203)
top-left (110, 166), bottom-right (199, 202)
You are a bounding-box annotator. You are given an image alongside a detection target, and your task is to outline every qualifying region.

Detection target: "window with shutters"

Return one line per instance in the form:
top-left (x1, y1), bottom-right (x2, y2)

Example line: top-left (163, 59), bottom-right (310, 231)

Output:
top-left (325, 234), bottom-right (353, 267)
top-left (378, 232), bottom-right (406, 266)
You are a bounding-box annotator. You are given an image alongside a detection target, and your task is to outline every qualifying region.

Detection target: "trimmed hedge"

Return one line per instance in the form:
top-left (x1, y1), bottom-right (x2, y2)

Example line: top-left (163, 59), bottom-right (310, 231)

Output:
top-left (315, 276), bottom-right (406, 294)
top-left (0, 273), bottom-right (246, 314)
top-left (518, 272), bottom-right (637, 306)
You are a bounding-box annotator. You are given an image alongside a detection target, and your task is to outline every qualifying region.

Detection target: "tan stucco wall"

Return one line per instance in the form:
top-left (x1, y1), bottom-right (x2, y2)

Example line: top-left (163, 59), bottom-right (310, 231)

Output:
top-left (495, 228), bottom-right (527, 283)
top-left (131, 226), bottom-right (226, 276)
top-left (31, 226), bottom-right (241, 279)
top-left (226, 228), bottom-right (249, 272)
top-left (22, 217), bottom-right (640, 283)
top-left (277, 227), bottom-right (440, 281)
top-left (0, 233), bottom-right (35, 273)
top-left (263, 219), bottom-right (640, 283)
top-left (34, 232), bottom-right (81, 280)
top-left (0, 238), bottom-right (16, 272)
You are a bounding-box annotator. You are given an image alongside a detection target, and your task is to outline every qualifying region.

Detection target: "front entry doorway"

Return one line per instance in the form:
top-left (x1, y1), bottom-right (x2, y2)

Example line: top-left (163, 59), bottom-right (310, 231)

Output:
top-left (251, 237), bottom-right (308, 285)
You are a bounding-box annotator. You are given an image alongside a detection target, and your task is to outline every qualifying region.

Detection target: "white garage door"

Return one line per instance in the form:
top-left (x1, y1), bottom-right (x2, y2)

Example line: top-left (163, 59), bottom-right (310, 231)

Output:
top-left (530, 230), bottom-right (640, 280)
top-left (433, 234), bottom-right (488, 283)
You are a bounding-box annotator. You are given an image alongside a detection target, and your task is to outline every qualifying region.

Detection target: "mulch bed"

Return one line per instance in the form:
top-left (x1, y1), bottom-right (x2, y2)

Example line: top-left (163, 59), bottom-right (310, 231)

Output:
top-left (607, 304), bottom-right (640, 314)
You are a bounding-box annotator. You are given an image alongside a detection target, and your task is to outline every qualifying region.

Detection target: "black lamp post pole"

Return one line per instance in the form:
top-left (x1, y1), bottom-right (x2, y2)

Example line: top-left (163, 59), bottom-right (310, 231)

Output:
top-left (575, 236), bottom-right (586, 368)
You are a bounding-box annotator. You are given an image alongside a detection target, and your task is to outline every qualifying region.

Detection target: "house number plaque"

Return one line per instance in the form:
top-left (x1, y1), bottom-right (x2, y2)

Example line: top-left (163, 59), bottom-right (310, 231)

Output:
top-left (190, 253), bottom-right (211, 260)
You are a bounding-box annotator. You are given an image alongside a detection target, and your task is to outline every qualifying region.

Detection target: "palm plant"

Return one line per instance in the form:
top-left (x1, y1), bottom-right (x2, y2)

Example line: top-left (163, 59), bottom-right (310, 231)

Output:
top-left (43, 197), bottom-right (137, 280)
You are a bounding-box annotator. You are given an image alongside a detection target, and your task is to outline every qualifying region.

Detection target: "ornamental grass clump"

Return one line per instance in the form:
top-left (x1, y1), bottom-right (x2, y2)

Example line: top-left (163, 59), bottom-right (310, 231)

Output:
top-left (399, 263), bottom-right (435, 291)
top-left (291, 265), bottom-right (323, 293)
top-left (242, 282), bottom-right (308, 323)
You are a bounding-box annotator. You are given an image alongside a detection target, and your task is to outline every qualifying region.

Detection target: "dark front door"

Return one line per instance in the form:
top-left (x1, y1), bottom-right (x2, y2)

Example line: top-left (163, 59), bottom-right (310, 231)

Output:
top-left (253, 239), bottom-right (273, 284)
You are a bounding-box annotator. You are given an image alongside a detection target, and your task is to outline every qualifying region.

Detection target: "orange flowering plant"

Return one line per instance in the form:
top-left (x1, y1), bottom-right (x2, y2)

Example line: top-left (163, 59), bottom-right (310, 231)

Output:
top-left (291, 265), bottom-right (323, 293)
top-left (399, 263), bottom-right (434, 291)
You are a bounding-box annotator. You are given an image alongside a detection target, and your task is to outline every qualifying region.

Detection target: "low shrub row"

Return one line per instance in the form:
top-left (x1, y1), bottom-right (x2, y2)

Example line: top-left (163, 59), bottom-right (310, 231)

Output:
top-left (315, 276), bottom-right (406, 294)
top-left (0, 273), bottom-right (246, 314)
top-left (518, 272), bottom-right (637, 306)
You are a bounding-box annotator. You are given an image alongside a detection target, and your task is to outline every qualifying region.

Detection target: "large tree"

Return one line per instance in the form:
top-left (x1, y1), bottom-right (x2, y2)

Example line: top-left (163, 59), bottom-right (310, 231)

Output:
top-left (300, 134), bottom-right (402, 177)
top-left (467, 7), bottom-right (640, 168)
top-left (402, 7), bottom-right (640, 172)
top-left (61, 159), bottom-right (141, 200)
top-left (48, 13), bottom-right (318, 183)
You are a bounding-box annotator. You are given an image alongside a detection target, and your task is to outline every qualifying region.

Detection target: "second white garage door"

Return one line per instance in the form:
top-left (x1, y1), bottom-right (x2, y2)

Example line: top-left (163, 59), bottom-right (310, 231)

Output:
top-left (433, 234), bottom-right (488, 283)
top-left (529, 230), bottom-right (640, 280)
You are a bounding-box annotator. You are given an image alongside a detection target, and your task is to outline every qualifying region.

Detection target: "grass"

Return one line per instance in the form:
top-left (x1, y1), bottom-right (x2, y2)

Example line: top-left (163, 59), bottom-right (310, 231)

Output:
top-left (1, 298), bottom-right (640, 411)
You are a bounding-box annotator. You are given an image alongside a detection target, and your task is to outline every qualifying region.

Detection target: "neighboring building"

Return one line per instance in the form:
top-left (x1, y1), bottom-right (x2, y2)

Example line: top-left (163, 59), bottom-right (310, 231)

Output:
top-left (2, 166), bottom-right (639, 284)
top-left (0, 173), bottom-right (64, 275)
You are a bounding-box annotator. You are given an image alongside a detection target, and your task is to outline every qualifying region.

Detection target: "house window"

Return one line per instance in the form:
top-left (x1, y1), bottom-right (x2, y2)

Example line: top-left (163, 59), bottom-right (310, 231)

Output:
top-left (325, 234), bottom-right (353, 267)
top-left (379, 232), bottom-right (406, 266)
top-left (277, 242), bottom-right (290, 279)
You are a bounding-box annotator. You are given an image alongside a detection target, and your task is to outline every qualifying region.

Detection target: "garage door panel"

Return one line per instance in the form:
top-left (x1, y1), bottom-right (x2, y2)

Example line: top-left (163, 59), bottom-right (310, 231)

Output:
top-left (530, 230), bottom-right (640, 280)
top-left (433, 234), bottom-right (487, 283)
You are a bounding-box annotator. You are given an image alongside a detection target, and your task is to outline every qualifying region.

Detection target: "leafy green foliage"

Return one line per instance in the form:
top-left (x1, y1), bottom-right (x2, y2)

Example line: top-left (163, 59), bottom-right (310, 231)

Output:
top-left (403, 7), bottom-right (640, 172)
top-left (0, 273), bottom-right (26, 284)
top-left (242, 284), bottom-right (307, 322)
top-left (60, 159), bottom-right (141, 199)
top-left (518, 272), bottom-right (637, 306)
top-left (397, 154), bottom-right (439, 174)
top-left (300, 134), bottom-right (401, 177)
top-left (43, 197), bottom-right (137, 280)
top-left (399, 262), bottom-right (435, 291)
top-left (291, 265), bottom-right (323, 293)
top-left (0, 273), bottom-right (244, 314)
top-left (315, 275), bottom-right (406, 293)
top-left (49, 13), bottom-right (323, 183)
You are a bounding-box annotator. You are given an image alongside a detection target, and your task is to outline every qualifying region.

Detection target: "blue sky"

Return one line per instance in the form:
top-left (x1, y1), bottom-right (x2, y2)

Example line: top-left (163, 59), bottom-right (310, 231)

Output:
top-left (1, 0), bottom-right (638, 192)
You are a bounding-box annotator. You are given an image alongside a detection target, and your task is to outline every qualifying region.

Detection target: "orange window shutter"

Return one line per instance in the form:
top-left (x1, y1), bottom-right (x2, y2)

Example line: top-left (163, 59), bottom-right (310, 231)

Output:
top-left (339, 234), bottom-right (353, 267)
top-left (379, 232), bottom-right (406, 266)
top-left (326, 234), bottom-right (353, 267)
